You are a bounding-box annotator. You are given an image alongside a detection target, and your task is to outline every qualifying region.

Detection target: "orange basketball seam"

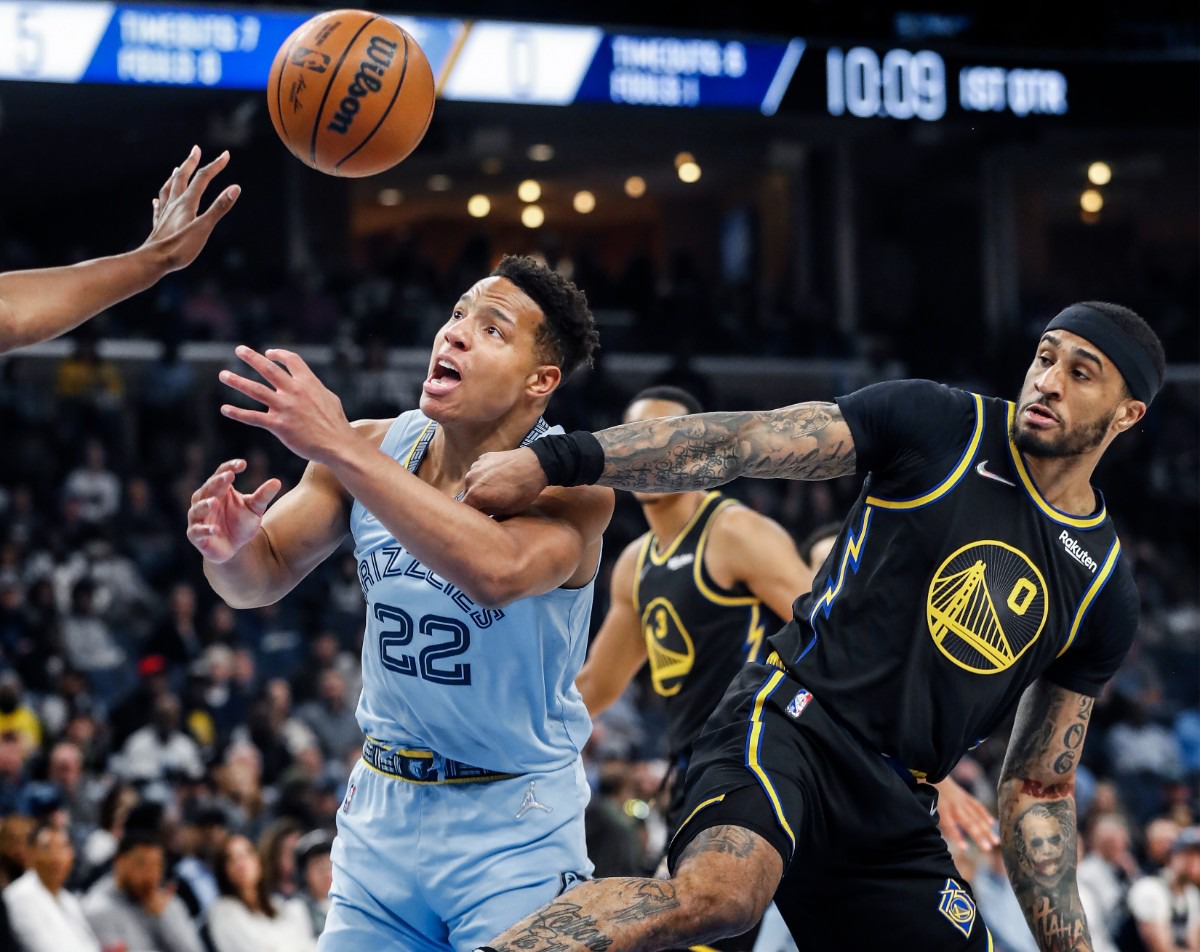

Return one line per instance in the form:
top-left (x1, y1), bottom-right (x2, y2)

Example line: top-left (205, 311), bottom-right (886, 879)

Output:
top-left (272, 26), bottom-right (306, 152)
top-left (310, 13), bottom-right (380, 172)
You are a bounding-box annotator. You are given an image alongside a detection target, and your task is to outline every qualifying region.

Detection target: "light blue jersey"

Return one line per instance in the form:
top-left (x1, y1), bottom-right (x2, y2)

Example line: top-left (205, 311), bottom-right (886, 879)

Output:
top-left (350, 410), bottom-right (595, 774)
top-left (321, 409), bottom-right (597, 952)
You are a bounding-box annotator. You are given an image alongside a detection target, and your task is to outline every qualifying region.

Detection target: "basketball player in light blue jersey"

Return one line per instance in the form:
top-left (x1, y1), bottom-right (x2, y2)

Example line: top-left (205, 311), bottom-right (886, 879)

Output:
top-left (185, 255), bottom-right (614, 951)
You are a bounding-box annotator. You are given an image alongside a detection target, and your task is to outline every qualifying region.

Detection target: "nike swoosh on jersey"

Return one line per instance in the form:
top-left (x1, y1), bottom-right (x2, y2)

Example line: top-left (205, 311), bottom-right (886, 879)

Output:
top-left (975, 460), bottom-right (1016, 487)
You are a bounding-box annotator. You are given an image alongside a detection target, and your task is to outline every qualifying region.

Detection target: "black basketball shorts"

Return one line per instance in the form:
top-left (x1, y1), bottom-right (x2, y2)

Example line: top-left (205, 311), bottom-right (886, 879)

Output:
top-left (665, 661), bottom-right (993, 951)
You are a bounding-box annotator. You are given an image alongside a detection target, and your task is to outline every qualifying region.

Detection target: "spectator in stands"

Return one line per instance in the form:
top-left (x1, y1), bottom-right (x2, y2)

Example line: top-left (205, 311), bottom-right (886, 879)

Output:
top-left (0, 731), bottom-right (31, 817)
top-left (0, 814), bottom-right (32, 891)
top-left (295, 668), bottom-right (359, 763)
top-left (59, 578), bottom-right (128, 707)
top-left (82, 828), bottom-right (204, 952)
top-left (171, 798), bottom-right (229, 922)
top-left (1109, 697), bottom-right (1186, 826)
top-left (257, 816), bottom-right (303, 905)
top-left (288, 829), bottom-right (333, 941)
top-left (1079, 814), bottom-right (1141, 948)
top-left (145, 582), bottom-right (205, 684)
top-left (121, 475), bottom-right (178, 586)
top-left (0, 669), bottom-right (41, 755)
top-left (213, 741), bottom-right (268, 839)
top-left (1145, 817), bottom-right (1185, 872)
top-left (205, 832), bottom-right (316, 952)
top-left (1121, 825), bottom-right (1200, 951)
top-left (115, 693), bottom-right (205, 786)
top-left (78, 781), bottom-right (140, 887)
top-left (3, 819), bottom-right (101, 951)
top-left (61, 439), bottom-right (123, 528)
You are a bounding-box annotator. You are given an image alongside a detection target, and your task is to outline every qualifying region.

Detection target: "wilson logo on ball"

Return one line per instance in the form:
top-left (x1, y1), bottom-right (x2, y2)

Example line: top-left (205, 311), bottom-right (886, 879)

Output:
top-left (327, 35), bottom-right (397, 136)
top-left (267, 8), bottom-right (435, 177)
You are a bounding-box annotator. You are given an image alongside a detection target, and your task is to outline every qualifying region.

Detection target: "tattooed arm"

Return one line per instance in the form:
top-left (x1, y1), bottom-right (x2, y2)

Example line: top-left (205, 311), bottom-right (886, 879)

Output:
top-left (589, 402), bottom-right (856, 493)
top-left (998, 679), bottom-right (1095, 952)
top-left (463, 403), bottom-right (857, 514)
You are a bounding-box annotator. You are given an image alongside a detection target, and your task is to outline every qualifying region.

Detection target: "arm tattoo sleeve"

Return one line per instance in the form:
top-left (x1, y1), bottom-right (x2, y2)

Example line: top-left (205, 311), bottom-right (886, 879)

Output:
top-left (593, 403), bottom-right (856, 493)
top-left (998, 682), bottom-right (1096, 951)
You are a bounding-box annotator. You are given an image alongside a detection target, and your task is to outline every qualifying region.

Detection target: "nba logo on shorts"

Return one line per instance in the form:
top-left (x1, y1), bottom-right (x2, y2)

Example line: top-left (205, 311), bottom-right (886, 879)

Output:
top-left (786, 690), bottom-right (812, 718)
top-left (342, 782), bottom-right (357, 814)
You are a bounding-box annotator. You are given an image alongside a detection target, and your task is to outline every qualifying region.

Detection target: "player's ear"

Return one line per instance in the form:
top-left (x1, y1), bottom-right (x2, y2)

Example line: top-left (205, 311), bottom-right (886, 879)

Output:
top-left (1111, 397), bottom-right (1146, 434)
top-left (526, 364), bottom-right (561, 398)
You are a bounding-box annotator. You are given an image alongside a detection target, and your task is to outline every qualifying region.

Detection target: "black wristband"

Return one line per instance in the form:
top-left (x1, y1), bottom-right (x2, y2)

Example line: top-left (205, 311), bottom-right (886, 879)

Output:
top-left (530, 432), bottom-right (605, 487)
top-left (474, 948), bottom-right (500, 952)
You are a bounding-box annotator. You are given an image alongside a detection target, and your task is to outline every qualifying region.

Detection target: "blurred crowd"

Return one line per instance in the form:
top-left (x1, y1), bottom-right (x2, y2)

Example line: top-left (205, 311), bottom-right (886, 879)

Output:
top-left (0, 243), bottom-right (1194, 951)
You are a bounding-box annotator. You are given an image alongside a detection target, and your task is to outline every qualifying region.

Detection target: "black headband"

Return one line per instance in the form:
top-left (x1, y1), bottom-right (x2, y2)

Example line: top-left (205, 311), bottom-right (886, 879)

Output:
top-left (1043, 304), bottom-right (1161, 404)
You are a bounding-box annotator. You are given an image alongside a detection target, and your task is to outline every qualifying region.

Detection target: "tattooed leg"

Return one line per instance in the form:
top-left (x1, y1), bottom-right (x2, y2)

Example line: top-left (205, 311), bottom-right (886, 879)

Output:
top-left (485, 825), bottom-right (783, 952)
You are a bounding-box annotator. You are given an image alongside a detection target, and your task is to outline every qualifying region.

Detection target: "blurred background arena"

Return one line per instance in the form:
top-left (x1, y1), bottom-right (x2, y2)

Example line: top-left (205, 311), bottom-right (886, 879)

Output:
top-left (0, 2), bottom-right (1195, 949)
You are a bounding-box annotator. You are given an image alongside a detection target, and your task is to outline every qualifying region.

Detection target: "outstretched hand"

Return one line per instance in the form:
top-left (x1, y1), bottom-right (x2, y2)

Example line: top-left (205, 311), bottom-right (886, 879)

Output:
top-left (186, 459), bottom-right (281, 564)
top-left (462, 447), bottom-right (548, 515)
top-left (932, 776), bottom-right (1000, 853)
top-left (219, 345), bottom-right (356, 464)
top-left (144, 146), bottom-right (240, 273)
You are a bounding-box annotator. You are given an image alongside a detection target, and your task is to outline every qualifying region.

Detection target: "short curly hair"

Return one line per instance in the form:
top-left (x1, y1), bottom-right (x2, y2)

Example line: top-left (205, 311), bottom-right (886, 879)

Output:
top-left (490, 255), bottom-right (599, 380)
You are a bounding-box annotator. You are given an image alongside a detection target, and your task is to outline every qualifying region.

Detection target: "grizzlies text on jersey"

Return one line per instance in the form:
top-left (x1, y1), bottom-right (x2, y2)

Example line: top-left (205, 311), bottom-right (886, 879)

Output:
top-left (352, 410), bottom-right (596, 775)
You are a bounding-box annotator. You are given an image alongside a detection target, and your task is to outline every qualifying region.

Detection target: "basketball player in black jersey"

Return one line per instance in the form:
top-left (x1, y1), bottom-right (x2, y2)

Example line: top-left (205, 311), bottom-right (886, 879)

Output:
top-left (581, 388), bottom-right (999, 952)
top-left (465, 301), bottom-right (1165, 952)
top-left (580, 385), bottom-right (811, 952)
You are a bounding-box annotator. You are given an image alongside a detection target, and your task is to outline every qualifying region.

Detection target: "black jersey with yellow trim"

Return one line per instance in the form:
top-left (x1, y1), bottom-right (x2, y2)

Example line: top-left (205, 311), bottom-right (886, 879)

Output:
top-left (768, 379), bottom-right (1139, 783)
top-left (635, 491), bottom-right (786, 759)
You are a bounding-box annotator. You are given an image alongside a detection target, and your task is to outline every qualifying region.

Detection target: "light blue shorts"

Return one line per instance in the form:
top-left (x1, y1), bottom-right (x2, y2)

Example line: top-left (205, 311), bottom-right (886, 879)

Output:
top-left (319, 753), bottom-right (593, 952)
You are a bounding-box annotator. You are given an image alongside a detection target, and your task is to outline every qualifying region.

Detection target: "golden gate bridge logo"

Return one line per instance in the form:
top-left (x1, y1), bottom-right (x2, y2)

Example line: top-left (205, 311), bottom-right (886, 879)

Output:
top-left (927, 541), bottom-right (1047, 674)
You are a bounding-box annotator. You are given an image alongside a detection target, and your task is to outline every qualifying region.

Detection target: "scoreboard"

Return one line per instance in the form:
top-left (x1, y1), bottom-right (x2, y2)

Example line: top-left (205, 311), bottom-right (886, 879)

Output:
top-left (0, 2), bottom-right (1194, 126)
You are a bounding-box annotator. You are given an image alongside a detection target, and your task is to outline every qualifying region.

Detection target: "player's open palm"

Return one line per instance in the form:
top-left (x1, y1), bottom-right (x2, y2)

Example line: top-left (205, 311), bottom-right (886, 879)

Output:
top-left (144, 145), bottom-right (240, 274)
top-left (186, 459), bottom-right (281, 564)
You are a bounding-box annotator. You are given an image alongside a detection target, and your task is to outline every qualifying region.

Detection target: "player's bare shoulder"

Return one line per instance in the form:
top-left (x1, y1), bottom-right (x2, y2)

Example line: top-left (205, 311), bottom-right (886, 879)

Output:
top-left (526, 483), bottom-right (616, 537)
top-left (708, 499), bottom-right (790, 545)
top-left (352, 417), bottom-right (396, 447)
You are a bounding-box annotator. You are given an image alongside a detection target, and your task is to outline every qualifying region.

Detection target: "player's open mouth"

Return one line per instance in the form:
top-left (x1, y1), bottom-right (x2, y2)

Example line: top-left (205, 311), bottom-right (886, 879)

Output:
top-left (1022, 403), bottom-right (1059, 427)
top-left (424, 358), bottom-right (462, 395)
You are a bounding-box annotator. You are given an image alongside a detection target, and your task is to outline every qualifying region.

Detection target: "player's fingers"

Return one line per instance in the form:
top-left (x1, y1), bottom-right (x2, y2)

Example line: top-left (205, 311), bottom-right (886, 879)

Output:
top-left (185, 522), bottom-right (216, 545)
top-left (220, 404), bottom-right (270, 428)
top-left (246, 478), bottom-right (283, 516)
top-left (169, 145), bottom-right (202, 202)
top-left (188, 497), bottom-right (215, 521)
top-left (157, 169), bottom-right (177, 208)
top-left (233, 344), bottom-right (292, 388)
top-left (195, 184), bottom-right (241, 229)
top-left (263, 347), bottom-right (313, 381)
top-left (189, 460), bottom-right (245, 505)
top-left (220, 369), bottom-right (277, 407)
top-left (185, 149), bottom-right (231, 200)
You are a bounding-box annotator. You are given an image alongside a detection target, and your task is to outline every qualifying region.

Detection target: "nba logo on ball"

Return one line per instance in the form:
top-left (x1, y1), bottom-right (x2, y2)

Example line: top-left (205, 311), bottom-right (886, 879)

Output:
top-left (786, 689), bottom-right (812, 718)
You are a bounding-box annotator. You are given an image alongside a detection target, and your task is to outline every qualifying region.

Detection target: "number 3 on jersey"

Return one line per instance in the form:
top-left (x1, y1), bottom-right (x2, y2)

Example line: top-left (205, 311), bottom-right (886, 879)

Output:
top-left (375, 603), bottom-right (472, 685)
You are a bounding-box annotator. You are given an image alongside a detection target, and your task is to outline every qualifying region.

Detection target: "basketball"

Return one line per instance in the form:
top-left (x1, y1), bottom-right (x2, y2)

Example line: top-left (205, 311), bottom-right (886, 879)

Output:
top-left (266, 9), bottom-right (435, 178)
